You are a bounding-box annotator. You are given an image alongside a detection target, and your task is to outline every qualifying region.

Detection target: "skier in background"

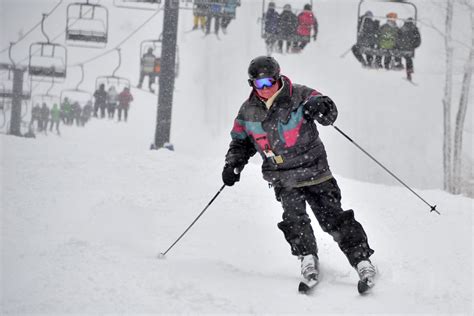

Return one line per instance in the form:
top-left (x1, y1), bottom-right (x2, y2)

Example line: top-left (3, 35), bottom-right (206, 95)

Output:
top-left (39, 102), bottom-right (50, 134)
top-left (220, 0), bottom-right (239, 34)
top-left (93, 83), bottom-right (108, 118)
top-left (397, 17), bottom-right (421, 81)
top-left (296, 3), bottom-right (318, 51)
top-left (107, 86), bottom-right (119, 119)
top-left (118, 87), bottom-right (134, 122)
top-left (192, 1), bottom-right (208, 30)
top-left (82, 100), bottom-right (93, 125)
top-left (71, 101), bottom-right (82, 126)
top-left (263, 1), bottom-right (280, 54)
top-left (49, 103), bottom-right (61, 135)
top-left (29, 103), bottom-right (41, 131)
top-left (138, 48), bottom-right (157, 93)
top-left (351, 10), bottom-right (380, 67)
top-left (377, 12), bottom-right (403, 69)
top-left (277, 4), bottom-right (298, 53)
top-left (222, 56), bottom-right (376, 291)
top-left (205, 0), bottom-right (223, 35)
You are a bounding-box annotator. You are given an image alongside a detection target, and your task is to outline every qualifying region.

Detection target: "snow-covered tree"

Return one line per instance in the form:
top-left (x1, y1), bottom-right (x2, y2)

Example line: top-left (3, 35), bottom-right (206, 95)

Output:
top-left (431, 0), bottom-right (473, 194)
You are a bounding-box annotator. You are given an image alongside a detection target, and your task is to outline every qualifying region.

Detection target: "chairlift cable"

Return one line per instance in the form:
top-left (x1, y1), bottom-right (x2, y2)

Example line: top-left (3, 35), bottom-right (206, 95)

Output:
top-left (0, 0), bottom-right (64, 54)
top-left (15, 0), bottom-right (104, 66)
top-left (70, 7), bottom-right (163, 67)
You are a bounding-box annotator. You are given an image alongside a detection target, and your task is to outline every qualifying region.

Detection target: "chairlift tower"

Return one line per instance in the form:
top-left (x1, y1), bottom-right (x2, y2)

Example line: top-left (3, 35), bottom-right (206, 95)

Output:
top-left (153, 0), bottom-right (180, 150)
top-left (1, 44), bottom-right (31, 136)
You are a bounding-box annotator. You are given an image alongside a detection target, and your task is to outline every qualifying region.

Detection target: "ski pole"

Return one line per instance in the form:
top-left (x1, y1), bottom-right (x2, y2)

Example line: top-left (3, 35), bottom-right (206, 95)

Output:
top-left (331, 124), bottom-right (439, 215)
top-left (340, 46), bottom-right (353, 58)
top-left (158, 184), bottom-right (226, 259)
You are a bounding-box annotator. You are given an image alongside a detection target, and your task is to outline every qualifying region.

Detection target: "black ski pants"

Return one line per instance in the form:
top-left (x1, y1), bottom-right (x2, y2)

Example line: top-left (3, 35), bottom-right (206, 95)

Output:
top-left (275, 178), bottom-right (374, 267)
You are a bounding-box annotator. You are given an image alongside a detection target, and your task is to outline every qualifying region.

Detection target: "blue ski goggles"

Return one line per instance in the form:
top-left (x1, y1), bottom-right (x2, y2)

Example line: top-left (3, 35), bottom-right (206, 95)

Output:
top-left (251, 77), bottom-right (277, 90)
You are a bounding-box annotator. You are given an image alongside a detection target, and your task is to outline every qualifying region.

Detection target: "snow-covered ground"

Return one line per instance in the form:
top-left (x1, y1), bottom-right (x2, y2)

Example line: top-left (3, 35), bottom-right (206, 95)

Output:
top-left (1, 0), bottom-right (473, 314)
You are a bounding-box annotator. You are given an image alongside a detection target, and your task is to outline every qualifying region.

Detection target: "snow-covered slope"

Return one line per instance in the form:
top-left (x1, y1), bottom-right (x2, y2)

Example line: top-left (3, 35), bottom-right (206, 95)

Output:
top-left (1, 0), bottom-right (473, 314)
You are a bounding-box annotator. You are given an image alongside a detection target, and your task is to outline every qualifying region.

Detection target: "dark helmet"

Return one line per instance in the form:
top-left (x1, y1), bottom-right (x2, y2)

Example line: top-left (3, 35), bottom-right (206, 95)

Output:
top-left (304, 3), bottom-right (311, 10)
top-left (247, 56), bottom-right (280, 81)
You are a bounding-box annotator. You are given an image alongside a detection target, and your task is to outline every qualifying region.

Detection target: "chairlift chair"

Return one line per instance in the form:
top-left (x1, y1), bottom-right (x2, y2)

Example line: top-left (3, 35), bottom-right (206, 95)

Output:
top-left (30, 93), bottom-right (61, 109)
top-left (29, 14), bottom-right (67, 81)
top-left (113, 0), bottom-right (162, 11)
top-left (66, 1), bottom-right (109, 47)
top-left (356, 0), bottom-right (418, 60)
top-left (260, 0), bottom-right (314, 39)
top-left (95, 76), bottom-right (131, 93)
top-left (139, 39), bottom-right (180, 78)
top-left (95, 48), bottom-right (131, 94)
top-left (60, 65), bottom-right (93, 106)
top-left (1, 58), bottom-right (31, 100)
top-left (29, 42), bottom-right (67, 80)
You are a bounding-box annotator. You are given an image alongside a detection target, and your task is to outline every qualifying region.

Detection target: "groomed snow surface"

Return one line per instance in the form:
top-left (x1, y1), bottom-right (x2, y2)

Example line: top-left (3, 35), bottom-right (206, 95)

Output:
top-left (1, 0), bottom-right (473, 314)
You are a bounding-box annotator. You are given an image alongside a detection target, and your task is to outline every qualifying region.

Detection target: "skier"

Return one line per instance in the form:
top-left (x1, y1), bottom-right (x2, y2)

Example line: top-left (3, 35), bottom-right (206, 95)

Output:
top-left (60, 97), bottom-right (72, 123)
top-left (205, 0), bottom-right (223, 35)
top-left (296, 3), bottom-right (318, 51)
top-left (351, 11), bottom-right (380, 67)
top-left (93, 83), bottom-right (107, 118)
top-left (138, 48), bottom-right (157, 93)
top-left (107, 86), bottom-right (119, 119)
top-left (263, 2), bottom-right (280, 54)
top-left (397, 17), bottom-right (421, 81)
top-left (118, 87), bottom-right (133, 122)
top-left (29, 103), bottom-right (41, 130)
top-left (277, 4), bottom-right (298, 53)
top-left (192, 1), bottom-right (208, 30)
top-left (222, 56), bottom-right (376, 293)
top-left (377, 12), bottom-right (403, 69)
top-left (49, 103), bottom-right (61, 135)
top-left (39, 102), bottom-right (50, 134)
top-left (220, 0), bottom-right (239, 34)
top-left (71, 101), bottom-right (82, 126)
top-left (82, 100), bottom-right (93, 125)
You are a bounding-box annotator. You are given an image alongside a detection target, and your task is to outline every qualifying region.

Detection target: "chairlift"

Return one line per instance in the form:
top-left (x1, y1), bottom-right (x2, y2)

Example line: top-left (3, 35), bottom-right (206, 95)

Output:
top-left (29, 14), bottom-right (67, 81)
top-left (356, 0), bottom-right (418, 60)
top-left (139, 37), bottom-right (180, 78)
top-left (260, 0), bottom-right (314, 38)
top-left (113, 0), bottom-right (162, 11)
top-left (96, 48), bottom-right (131, 93)
top-left (60, 65), bottom-right (93, 106)
top-left (30, 81), bottom-right (61, 109)
top-left (66, 0), bottom-right (109, 47)
top-left (0, 43), bottom-right (32, 100)
top-left (260, 0), bottom-right (315, 54)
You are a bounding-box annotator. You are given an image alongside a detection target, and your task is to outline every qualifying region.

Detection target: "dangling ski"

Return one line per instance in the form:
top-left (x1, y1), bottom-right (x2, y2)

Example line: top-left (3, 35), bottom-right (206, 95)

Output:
top-left (357, 278), bottom-right (375, 294)
top-left (298, 274), bottom-right (318, 294)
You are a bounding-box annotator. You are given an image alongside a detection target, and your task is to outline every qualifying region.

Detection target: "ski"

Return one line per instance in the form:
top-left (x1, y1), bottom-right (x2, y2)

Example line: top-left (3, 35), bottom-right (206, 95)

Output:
top-left (357, 278), bottom-right (375, 294)
top-left (298, 275), bottom-right (318, 294)
top-left (202, 33), bottom-right (221, 40)
top-left (403, 77), bottom-right (418, 86)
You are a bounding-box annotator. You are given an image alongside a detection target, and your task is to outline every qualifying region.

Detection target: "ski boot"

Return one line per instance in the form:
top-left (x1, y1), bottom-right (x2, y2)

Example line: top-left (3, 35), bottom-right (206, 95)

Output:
top-left (298, 254), bottom-right (319, 293)
top-left (356, 260), bottom-right (376, 294)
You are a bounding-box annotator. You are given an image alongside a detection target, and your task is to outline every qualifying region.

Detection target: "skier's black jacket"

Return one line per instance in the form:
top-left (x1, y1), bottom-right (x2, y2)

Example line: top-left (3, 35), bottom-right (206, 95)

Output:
top-left (225, 76), bottom-right (333, 188)
top-left (357, 16), bottom-right (379, 48)
top-left (397, 21), bottom-right (421, 51)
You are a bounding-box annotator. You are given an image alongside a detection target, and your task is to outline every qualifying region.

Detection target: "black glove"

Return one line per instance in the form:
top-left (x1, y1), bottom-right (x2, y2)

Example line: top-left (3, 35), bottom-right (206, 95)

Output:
top-left (222, 164), bottom-right (241, 186)
top-left (303, 95), bottom-right (338, 126)
top-left (312, 34), bottom-right (317, 41)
